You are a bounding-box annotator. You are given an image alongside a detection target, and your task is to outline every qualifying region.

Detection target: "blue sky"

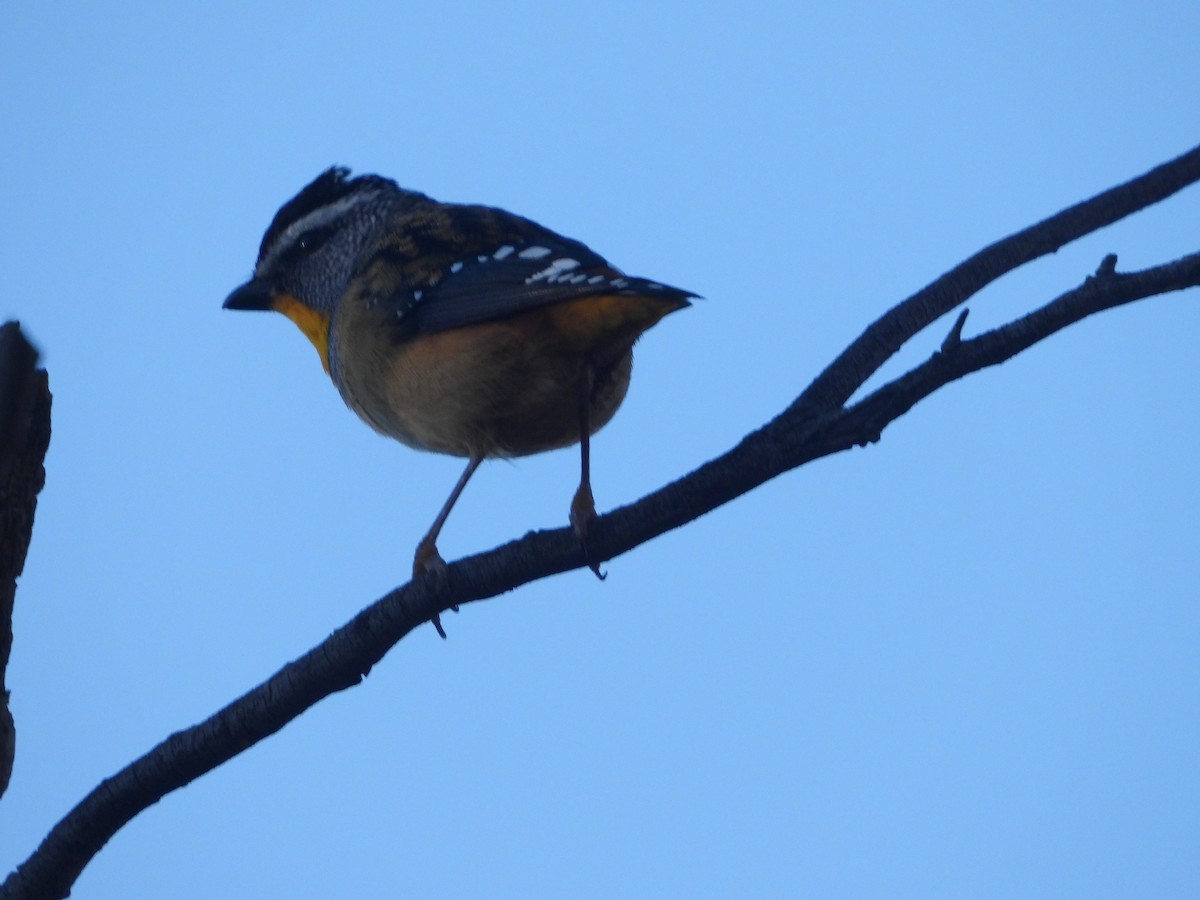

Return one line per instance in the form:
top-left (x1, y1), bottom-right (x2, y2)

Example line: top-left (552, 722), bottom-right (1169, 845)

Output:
top-left (2, 4), bottom-right (1198, 897)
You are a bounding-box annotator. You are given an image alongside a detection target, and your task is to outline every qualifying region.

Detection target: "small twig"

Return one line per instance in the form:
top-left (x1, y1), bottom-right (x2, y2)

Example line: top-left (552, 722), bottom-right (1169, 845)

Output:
top-left (940, 309), bottom-right (971, 353)
top-left (837, 251), bottom-right (1200, 445)
top-left (794, 144), bottom-right (1200, 416)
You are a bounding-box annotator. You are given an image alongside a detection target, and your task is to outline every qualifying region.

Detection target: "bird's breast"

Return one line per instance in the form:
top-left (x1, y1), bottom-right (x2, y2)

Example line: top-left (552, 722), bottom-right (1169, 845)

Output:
top-left (329, 297), bottom-right (647, 459)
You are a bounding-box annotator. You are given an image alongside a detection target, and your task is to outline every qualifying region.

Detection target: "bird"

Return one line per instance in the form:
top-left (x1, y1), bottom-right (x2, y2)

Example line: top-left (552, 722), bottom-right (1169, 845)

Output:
top-left (224, 167), bottom-right (693, 636)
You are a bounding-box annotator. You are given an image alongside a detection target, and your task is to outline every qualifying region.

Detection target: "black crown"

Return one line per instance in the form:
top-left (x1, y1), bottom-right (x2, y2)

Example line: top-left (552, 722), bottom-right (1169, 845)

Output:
top-left (257, 167), bottom-right (399, 263)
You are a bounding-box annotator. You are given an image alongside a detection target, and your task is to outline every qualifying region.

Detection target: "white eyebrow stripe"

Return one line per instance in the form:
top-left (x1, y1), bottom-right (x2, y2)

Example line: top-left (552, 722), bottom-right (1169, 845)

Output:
top-left (257, 188), bottom-right (382, 275)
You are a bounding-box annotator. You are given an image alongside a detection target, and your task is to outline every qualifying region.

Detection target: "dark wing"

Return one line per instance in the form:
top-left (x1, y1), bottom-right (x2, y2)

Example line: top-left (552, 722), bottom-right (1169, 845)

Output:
top-left (360, 203), bottom-right (695, 337)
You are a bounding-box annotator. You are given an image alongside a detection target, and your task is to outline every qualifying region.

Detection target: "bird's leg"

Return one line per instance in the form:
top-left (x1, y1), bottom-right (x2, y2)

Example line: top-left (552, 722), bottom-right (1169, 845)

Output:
top-left (570, 363), bottom-right (605, 579)
top-left (415, 453), bottom-right (483, 638)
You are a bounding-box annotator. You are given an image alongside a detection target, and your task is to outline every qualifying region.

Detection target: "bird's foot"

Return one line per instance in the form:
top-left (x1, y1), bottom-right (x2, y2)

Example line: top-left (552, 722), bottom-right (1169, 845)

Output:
top-left (570, 483), bottom-right (605, 580)
top-left (413, 539), bottom-right (457, 639)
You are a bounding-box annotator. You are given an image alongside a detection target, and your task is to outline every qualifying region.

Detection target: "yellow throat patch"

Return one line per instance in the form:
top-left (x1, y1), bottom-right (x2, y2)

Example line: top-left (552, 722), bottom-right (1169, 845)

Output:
top-left (272, 294), bottom-right (331, 373)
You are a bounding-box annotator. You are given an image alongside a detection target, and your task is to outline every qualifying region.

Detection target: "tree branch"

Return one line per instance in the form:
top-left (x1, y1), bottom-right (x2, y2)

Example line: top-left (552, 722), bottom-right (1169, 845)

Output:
top-left (828, 250), bottom-right (1200, 449)
top-left (3, 146), bottom-right (1198, 900)
top-left (0, 322), bottom-right (51, 805)
top-left (795, 143), bottom-right (1200, 415)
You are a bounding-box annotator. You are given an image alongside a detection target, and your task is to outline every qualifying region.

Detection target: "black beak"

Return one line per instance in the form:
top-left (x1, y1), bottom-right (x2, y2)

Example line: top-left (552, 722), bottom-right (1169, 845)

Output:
top-left (223, 278), bottom-right (276, 311)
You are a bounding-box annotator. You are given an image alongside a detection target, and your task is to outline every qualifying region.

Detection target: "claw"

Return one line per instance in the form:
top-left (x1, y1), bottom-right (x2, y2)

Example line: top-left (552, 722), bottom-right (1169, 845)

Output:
top-left (570, 483), bottom-right (605, 579)
top-left (413, 539), bottom-right (455, 639)
top-left (412, 455), bottom-right (483, 640)
top-left (430, 614), bottom-right (448, 640)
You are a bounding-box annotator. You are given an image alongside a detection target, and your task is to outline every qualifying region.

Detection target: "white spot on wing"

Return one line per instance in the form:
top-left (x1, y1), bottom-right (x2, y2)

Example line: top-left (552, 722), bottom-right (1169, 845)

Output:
top-left (450, 261), bottom-right (464, 274)
top-left (587, 275), bottom-right (605, 284)
top-left (493, 245), bottom-right (515, 260)
top-left (526, 257), bottom-right (581, 284)
top-left (518, 246), bottom-right (552, 260)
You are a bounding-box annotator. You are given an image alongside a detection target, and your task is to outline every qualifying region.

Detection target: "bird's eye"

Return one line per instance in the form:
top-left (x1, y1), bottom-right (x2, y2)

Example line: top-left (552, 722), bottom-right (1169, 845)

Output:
top-left (296, 227), bottom-right (332, 255)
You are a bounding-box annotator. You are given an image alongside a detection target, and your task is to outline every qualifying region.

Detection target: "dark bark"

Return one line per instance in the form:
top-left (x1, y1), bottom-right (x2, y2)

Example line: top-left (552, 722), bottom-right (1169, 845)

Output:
top-left (0, 323), bottom-right (52, 804)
